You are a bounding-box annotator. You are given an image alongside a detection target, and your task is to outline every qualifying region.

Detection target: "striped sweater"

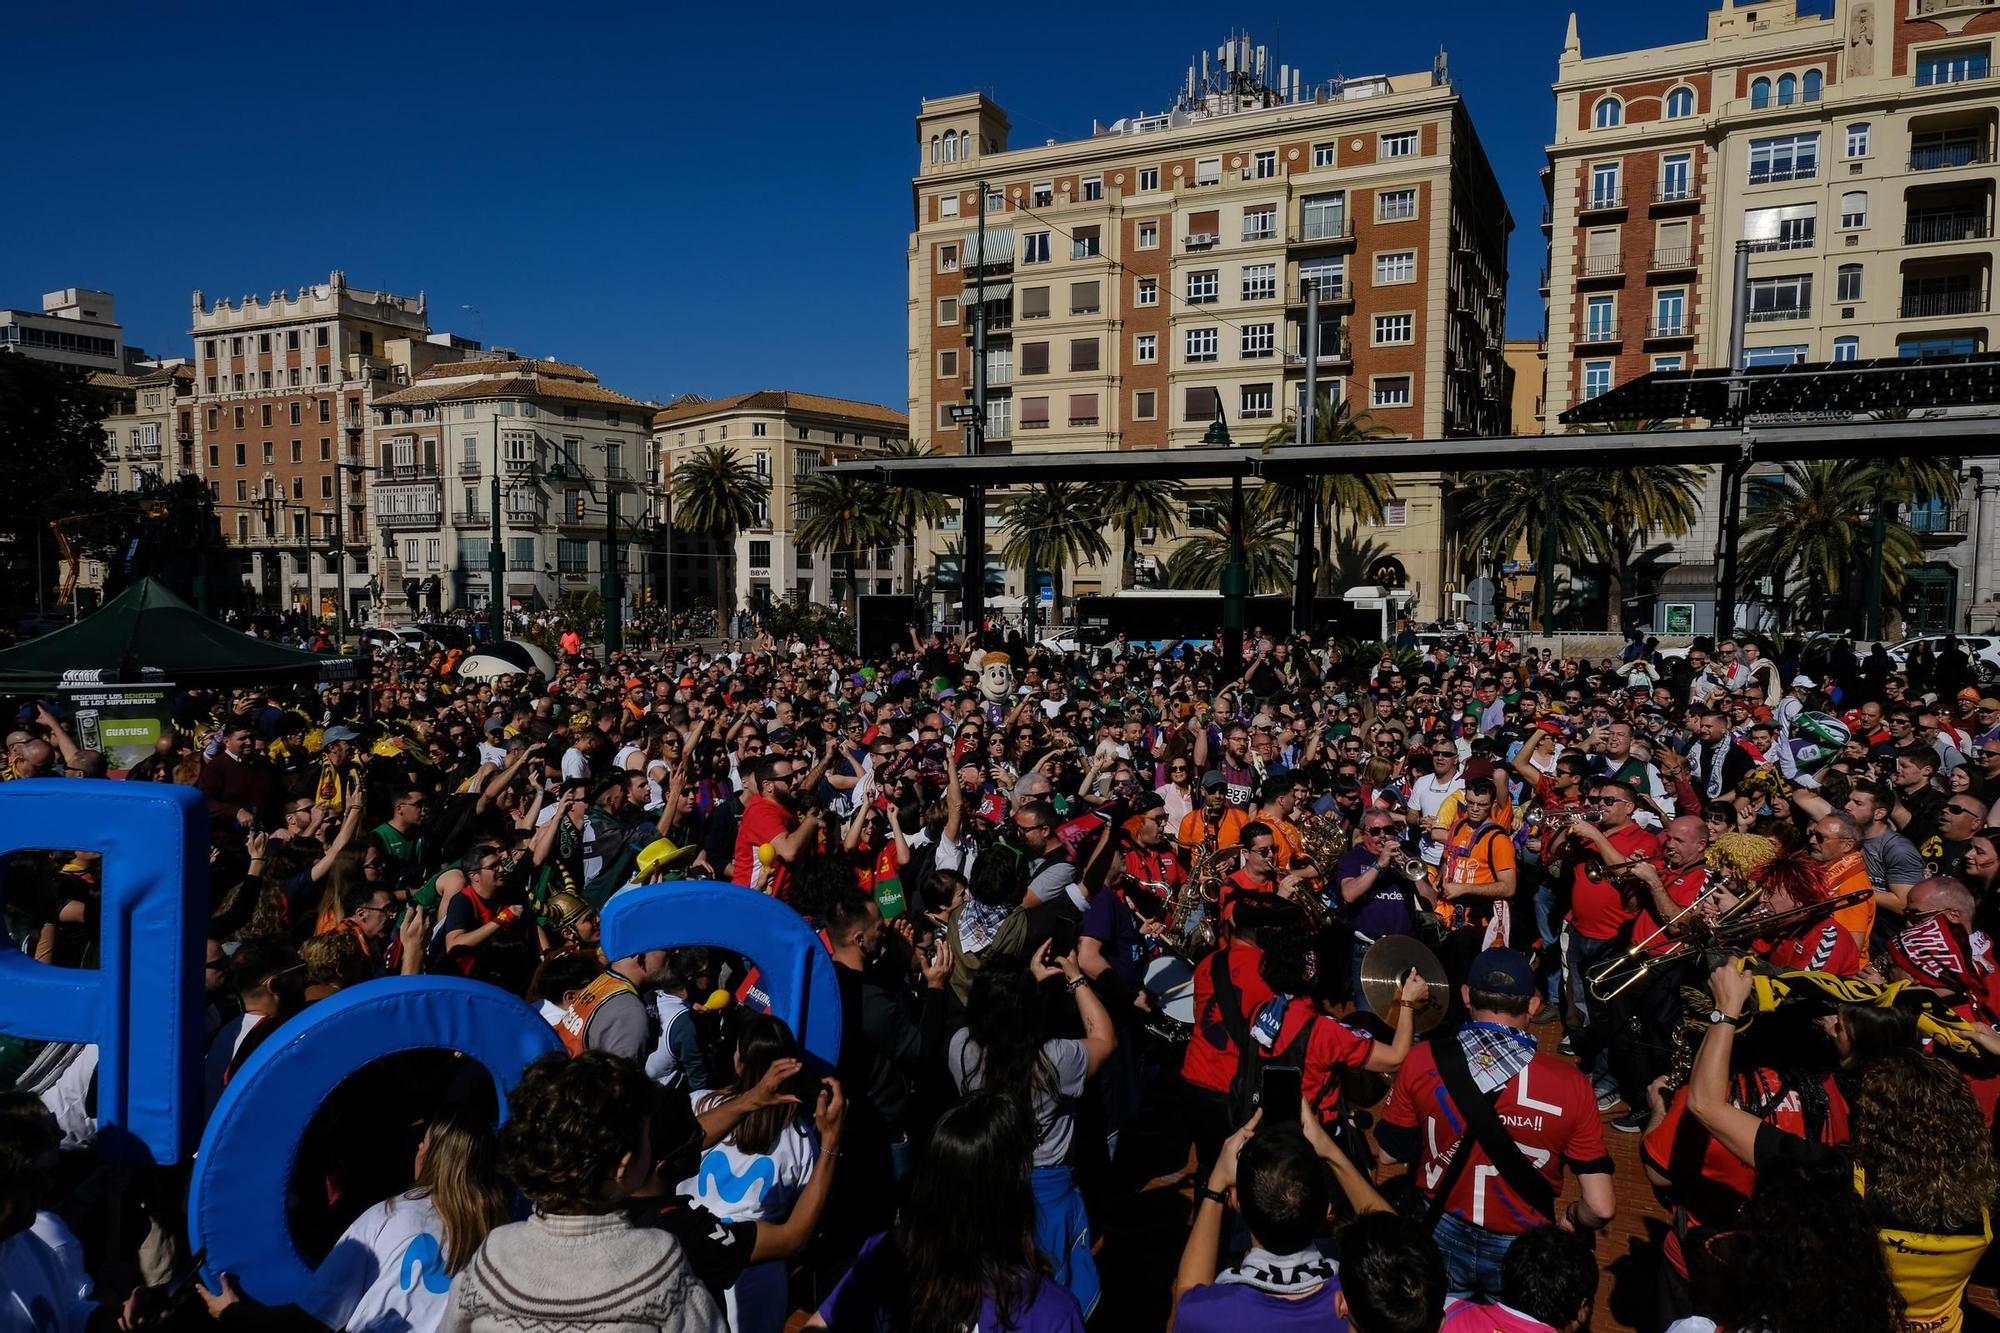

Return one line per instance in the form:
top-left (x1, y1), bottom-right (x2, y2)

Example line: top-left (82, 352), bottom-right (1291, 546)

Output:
top-left (440, 1211), bottom-right (726, 1333)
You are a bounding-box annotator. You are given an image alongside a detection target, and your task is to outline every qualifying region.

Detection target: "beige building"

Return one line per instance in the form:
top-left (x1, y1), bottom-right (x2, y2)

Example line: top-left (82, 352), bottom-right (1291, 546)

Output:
top-left (1541, 0), bottom-right (2000, 630)
top-left (368, 352), bottom-right (652, 620)
top-left (0, 288), bottom-right (131, 374)
top-left (74, 362), bottom-right (196, 602)
top-left (908, 36), bottom-right (1512, 620)
top-left (653, 390), bottom-right (912, 617)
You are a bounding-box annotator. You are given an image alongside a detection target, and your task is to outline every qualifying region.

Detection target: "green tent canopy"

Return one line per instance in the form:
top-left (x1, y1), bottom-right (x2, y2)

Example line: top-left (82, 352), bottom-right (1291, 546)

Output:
top-left (0, 577), bottom-right (355, 694)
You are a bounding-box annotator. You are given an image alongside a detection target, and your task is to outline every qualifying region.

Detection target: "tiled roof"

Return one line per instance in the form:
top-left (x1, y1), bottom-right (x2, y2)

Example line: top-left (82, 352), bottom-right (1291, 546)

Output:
top-left (373, 373), bottom-right (646, 410)
top-left (417, 354), bottom-right (596, 383)
top-left (651, 389), bottom-right (907, 430)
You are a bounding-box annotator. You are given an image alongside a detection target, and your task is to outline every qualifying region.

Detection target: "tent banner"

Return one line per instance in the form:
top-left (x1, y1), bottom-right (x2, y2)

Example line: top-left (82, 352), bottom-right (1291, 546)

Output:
top-left (317, 655), bottom-right (359, 683)
top-left (60, 682), bottom-right (175, 773)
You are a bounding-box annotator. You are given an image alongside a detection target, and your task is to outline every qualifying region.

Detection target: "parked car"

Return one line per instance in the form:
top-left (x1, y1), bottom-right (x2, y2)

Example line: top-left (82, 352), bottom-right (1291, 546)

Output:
top-left (1857, 634), bottom-right (2000, 680)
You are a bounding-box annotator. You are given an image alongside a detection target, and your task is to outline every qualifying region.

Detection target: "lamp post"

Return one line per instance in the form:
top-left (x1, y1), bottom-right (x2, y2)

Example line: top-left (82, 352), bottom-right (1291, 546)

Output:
top-left (1203, 393), bottom-right (1244, 679)
top-left (488, 418), bottom-right (506, 645)
top-left (330, 461), bottom-right (374, 651)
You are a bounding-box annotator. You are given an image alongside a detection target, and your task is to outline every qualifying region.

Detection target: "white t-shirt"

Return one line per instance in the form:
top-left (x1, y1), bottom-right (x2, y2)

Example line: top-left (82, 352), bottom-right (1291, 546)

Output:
top-left (30, 1213), bottom-right (89, 1305)
top-left (298, 1191), bottom-right (456, 1333)
top-left (679, 1118), bottom-right (822, 1333)
top-left (1409, 772), bottom-right (1465, 863)
top-left (947, 1032), bottom-right (1090, 1167)
top-left (0, 1228), bottom-right (94, 1333)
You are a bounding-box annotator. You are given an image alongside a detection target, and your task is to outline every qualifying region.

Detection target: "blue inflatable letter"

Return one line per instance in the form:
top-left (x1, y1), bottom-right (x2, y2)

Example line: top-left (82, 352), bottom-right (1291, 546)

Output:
top-left (599, 879), bottom-right (842, 1064)
top-left (0, 779), bottom-right (205, 1164)
top-left (188, 977), bottom-right (559, 1303)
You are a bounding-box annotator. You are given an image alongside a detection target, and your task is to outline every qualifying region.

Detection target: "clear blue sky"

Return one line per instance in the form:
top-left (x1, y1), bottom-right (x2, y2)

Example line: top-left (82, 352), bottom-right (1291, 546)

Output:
top-left (6, 2), bottom-right (1730, 410)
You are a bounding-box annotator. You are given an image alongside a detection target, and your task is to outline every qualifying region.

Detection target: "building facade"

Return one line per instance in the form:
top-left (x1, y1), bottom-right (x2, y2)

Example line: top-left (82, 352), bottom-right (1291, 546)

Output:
top-left (368, 353), bottom-right (652, 620)
top-left (908, 37), bottom-right (1512, 620)
top-left (0, 289), bottom-right (131, 374)
top-left (77, 363), bottom-right (196, 600)
top-left (1542, 0), bottom-right (2000, 631)
top-left (653, 390), bottom-right (912, 617)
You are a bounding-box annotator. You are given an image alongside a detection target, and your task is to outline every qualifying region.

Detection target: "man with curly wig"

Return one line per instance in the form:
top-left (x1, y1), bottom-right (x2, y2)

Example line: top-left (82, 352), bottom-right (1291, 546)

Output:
top-left (441, 1052), bottom-right (725, 1333)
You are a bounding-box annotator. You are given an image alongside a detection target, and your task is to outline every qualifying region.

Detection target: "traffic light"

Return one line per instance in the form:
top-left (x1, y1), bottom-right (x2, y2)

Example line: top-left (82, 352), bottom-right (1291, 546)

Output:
top-left (573, 494), bottom-right (587, 522)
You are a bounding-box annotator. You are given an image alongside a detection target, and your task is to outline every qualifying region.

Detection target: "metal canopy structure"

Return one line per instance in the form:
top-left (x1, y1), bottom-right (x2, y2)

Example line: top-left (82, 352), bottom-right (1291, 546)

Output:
top-left (1559, 351), bottom-right (2000, 427)
top-left (827, 415), bottom-right (1998, 494)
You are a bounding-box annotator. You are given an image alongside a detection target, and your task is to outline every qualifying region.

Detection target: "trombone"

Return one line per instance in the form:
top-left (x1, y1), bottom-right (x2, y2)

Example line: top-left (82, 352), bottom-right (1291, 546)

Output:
top-left (1586, 886), bottom-right (1871, 1002)
top-left (1588, 884), bottom-right (1758, 1002)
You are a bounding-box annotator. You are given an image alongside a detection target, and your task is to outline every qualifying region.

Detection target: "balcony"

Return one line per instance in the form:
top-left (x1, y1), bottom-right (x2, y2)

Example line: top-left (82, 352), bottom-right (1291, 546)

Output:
top-left (1577, 325), bottom-right (1620, 347)
top-left (1905, 212), bottom-right (1993, 245)
top-left (1646, 318), bottom-right (1694, 340)
top-left (1744, 304), bottom-right (1812, 323)
top-left (453, 510), bottom-right (489, 528)
top-left (458, 460), bottom-right (481, 476)
top-left (343, 416), bottom-right (365, 434)
top-left (382, 463), bottom-right (437, 480)
top-left (1289, 331), bottom-right (1353, 363)
top-left (1652, 182), bottom-right (1701, 208)
top-left (1912, 504), bottom-right (1973, 539)
top-left (1579, 253), bottom-right (1624, 280)
top-left (1900, 289), bottom-right (1988, 318)
top-left (1908, 142), bottom-right (1994, 172)
top-left (1286, 277), bottom-right (1351, 304)
top-left (378, 508), bottom-right (441, 530)
top-left (1289, 219), bottom-right (1354, 245)
top-left (1579, 189), bottom-right (1627, 215)
top-left (1650, 247), bottom-right (1697, 272)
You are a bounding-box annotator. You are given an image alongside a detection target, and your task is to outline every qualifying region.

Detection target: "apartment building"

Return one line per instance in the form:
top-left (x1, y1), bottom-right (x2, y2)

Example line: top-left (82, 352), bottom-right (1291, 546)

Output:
top-left (188, 271), bottom-right (466, 618)
top-left (908, 36), bottom-right (1512, 619)
top-left (1542, 0), bottom-right (2000, 631)
top-left (368, 352), bottom-right (652, 620)
top-left (654, 391), bottom-right (911, 615)
top-left (0, 288), bottom-right (132, 374)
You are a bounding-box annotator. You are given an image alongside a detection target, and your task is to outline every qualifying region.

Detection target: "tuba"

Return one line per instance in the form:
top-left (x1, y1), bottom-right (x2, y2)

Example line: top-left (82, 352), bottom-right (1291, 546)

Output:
top-left (1168, 837), bottom-right (1225, 959)
top-left (1290, 814), bottom-right (1350, 934)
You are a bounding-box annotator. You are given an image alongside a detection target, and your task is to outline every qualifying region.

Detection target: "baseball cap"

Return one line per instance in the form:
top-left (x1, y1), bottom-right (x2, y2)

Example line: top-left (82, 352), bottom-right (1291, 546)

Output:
top-left (1791, 674), bottom-right (1816, 688)
top-left (322, 725), bottom-right (360, 743)
top-left (1468, 947), bottom-right (1536, 999)
top-left (1200, 771), bottom-right (1228, 791)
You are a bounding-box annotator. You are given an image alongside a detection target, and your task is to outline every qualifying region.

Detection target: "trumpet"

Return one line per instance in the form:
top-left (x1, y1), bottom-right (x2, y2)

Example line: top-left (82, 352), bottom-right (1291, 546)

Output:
top-left (1586, 887), bottom-right (1870, 1002)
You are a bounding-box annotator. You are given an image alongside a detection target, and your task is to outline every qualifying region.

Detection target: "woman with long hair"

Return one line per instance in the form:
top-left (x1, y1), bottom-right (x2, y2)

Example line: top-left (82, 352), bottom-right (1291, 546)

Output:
top-left (199, 1110), bottom-right (511, 1333)
top-left (806, 1093), bottom-right (1084, 1331)
top-left (1850, 1049), bottom-right (1996, 1332)
top-left (948, 944), bottom-right (1114, 1319)
top-left (681, 1015), bottom-right (825, 1333)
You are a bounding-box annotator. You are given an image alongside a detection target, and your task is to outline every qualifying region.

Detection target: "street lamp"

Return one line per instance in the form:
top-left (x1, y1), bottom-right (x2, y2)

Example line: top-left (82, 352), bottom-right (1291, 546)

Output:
top-left (1203, 392), bottom-right (1247, 679)
top-left (546, 443), bottom-right (657, 657)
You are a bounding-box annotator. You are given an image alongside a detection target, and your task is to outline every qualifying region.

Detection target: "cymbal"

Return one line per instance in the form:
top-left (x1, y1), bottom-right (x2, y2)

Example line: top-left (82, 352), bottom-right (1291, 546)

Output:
top-left (1360, 934), bottom-right (1449, 1035)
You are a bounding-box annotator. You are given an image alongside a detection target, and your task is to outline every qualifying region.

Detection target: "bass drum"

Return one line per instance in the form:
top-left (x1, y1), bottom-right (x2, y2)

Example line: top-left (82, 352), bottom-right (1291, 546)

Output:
top-left (1142, 954), bottom-right (1196, 1045)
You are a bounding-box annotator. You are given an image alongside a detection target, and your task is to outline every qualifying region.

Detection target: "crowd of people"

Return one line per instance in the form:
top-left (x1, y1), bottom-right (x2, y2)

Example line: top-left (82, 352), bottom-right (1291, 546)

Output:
top-left (7, 615), bottom-right (2000, 1333)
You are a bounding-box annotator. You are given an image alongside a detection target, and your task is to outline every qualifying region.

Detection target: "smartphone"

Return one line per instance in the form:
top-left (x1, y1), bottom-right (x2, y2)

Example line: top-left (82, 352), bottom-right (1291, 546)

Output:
top-left (162, 1247), bottom-right (209, 1306)
top-left (1261, 1064), bottom-right (1303, 1125)
top-left (1048, 917), bottom-right (1080, 960)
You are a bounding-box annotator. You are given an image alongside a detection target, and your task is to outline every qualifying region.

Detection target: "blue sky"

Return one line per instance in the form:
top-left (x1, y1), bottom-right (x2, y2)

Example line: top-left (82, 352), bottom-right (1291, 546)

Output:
top-left (6, 2), bottom-right (1730, 410)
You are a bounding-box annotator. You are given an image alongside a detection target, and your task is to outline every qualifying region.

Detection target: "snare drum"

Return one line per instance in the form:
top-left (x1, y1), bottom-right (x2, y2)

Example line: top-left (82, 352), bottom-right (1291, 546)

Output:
top-left (1142, 954), bottom-right (1196, 1045)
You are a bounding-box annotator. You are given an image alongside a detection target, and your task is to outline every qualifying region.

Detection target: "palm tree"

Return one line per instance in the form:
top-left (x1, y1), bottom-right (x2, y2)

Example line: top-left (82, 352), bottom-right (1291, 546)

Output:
top-left (1324, 529), bottom-right (1399, 593)
top-left (1453, 469), bottom-right (1610, 630)
top-left (1166, 508), bottom-right (1295, 595)
top-left (671, 445), bottom-right (768, 613)
top-left (999, 482), bottom-right (1110, 629)
top-left (795, 470), bottom-right (896, 619)
top-left (1258, 397), bottom-right (1396, 598)
top-left (1740, 460), bottom-right (1922, 630)
top-left (1098, 477), bottom-right (1184, 589)
top-left (874, 438), bottom-right (954, 593)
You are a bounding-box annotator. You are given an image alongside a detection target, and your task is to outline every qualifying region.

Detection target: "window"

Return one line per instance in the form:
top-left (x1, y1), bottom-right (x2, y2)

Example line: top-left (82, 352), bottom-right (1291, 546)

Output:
top-left (1594, 97), bottom-right (1623, 129)
top-left (1381, 130), bottom-right (1418, 158)
top-left (1916, 47), bottom-right (1990, 87)
top-left (1241, 323), bottom-right (1275, 358)
top-left (1660, 154), bottom-right (1693, 201)
top-left (1135, 334), bottom-right (1158, 363)
top-left (1242, 206), bottom-right (1276, 241)
top-left (1837, 264), bottom-right (1864, 302)
top-left (1067, 393), bottom-right (1099, 426)
top-left (260, 404), bottom-right (272, 427)
top-left (1069, 337), bottom-right (1099, 372)
top-left (938, 243), bottom-right (958, 272)
top-left (319, 400), bottom-right (331, 422)
top-left (1242, 263), bottom-right (1276, 301)
top-left (1081, 175), bottom-right (1103, 201)
top-left (1655, 289), bottom-right (1686, 336)
top-left (938, 349), bottom-right (959, 378)
top-left (1133, 390), bottom-right (1157, 420)
top-left (320, 439), bottom-right (331, 460)
top-left (1379, 188), bottom-right (1417, 221)
top-left (1020, 285), bottom-right (1051, 319)
top-left (1020, 342), bottom-right (1049, 375)
top-left (1374, 251), bottom-right (1416, 284)
top-left (1301, 192), bottom-right (1347, 240)
top-left (1186, 328), bottom-right (1218, 363)
top-left (1833, 336), bottom-right (1860, 362)
top-left (1374, 313), bottom-right (1415, 345)
top-left (1137, 221), bottom-right (1159, 248)
top-left (1840, 191), bottom-right (1867, 229)
top-left (752, 422), bottom-right (768, 437)
top-left (1313, 142), bottom-right (1336, 168)
top-left (1380, 500), bottom-right (1409, 528)
top-left (747, 540), bottom-right (771, 572)
top-left (233, 442), bottom-right (246, 466)
top-left (1750, 77), bottom-right (1771, 109)
top-left (290, 440), bottom-right (302, 462)
top-left (207, 445), bottom-right (219, 467)
top-left (1777, 73), bottom-right (1798, 106)
top-left (1745, 203), bottom-right (1817, 251)
top-left (1584, 295), bottom-right (1617, 341)
top-left (1803, 70), bottom-right (1822, 101)
top-left (1186, 270), bottom-right (1219, 304)
top-left (1652, 355), bottom-right (1685, 372)
top-left (937, 297), bottom-right (958, 325)
top-left (1195, 157), bottom-right (1222, 185)
top-left (1071, 226), bottom-right (1101, 259)
top-left (1747, 133), bottom-right (1819, 184)
top-left (1138, 167), bottom-right (1160, 192)
top-left (1019, 397), bottom-right (1050, 430)
top-left (1846, 123), bottom-right (1870, 158)
top-left (1745, 344), bottom-right (1808, 367)
top-left (1299, 258), bottom-right (1346, 298)
top-left (1582, 361), bottom-right (1613, 400)
top-left (939, 195), bottom-right (959, 218)
top-left (235, 480), bottom-right (248, 501)
top-left (1252, 150), bottom-right (1277, 179)
top-left (1589, 161), bottom-right (1622, 207)
top-left (1666, 87), bottom-right (1696, 119)
top-left (1022, 232), bottom-right (1051, 264)
top-left (1069, 280), bottom-right (1100, 314)
top-left (1135, 278), bottom-right (1159, 307)
top-left (1746, 274), bottom-right (1813, 321)
top-left (1371, 376), bottom-right (1413, 408)
top-left (1029, 182), bottom-right (1053, 207)
top-left (1240, 384), bottom-right (1274, 419)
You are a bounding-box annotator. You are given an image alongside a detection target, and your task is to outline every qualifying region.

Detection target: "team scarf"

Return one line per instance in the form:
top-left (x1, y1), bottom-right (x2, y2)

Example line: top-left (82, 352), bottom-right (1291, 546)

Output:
top-left (1214, 1245), bottom-right (1338, 1295)
top-left (1888, 912), bottom-right (2000, 1025)
top-left (1702, 732), bottom-right (1737, 800)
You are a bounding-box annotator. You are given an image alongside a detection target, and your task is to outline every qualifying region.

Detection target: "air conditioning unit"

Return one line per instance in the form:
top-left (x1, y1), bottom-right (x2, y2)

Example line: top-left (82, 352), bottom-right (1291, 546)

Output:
top-left (1184, 233), bottom-right (1217, 249)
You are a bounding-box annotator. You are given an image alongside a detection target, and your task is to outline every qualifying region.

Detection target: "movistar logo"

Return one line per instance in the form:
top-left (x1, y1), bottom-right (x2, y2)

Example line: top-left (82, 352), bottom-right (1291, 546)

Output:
top-left (401, 1233), bottom-right (453, 1294)
top-left (696, 1149), bottom-right (776, 1206)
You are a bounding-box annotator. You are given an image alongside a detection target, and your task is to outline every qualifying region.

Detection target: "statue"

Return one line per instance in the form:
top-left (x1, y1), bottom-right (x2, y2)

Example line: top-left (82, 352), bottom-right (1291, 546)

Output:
top-left (1848, 2), bottom-right (1875, 77)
